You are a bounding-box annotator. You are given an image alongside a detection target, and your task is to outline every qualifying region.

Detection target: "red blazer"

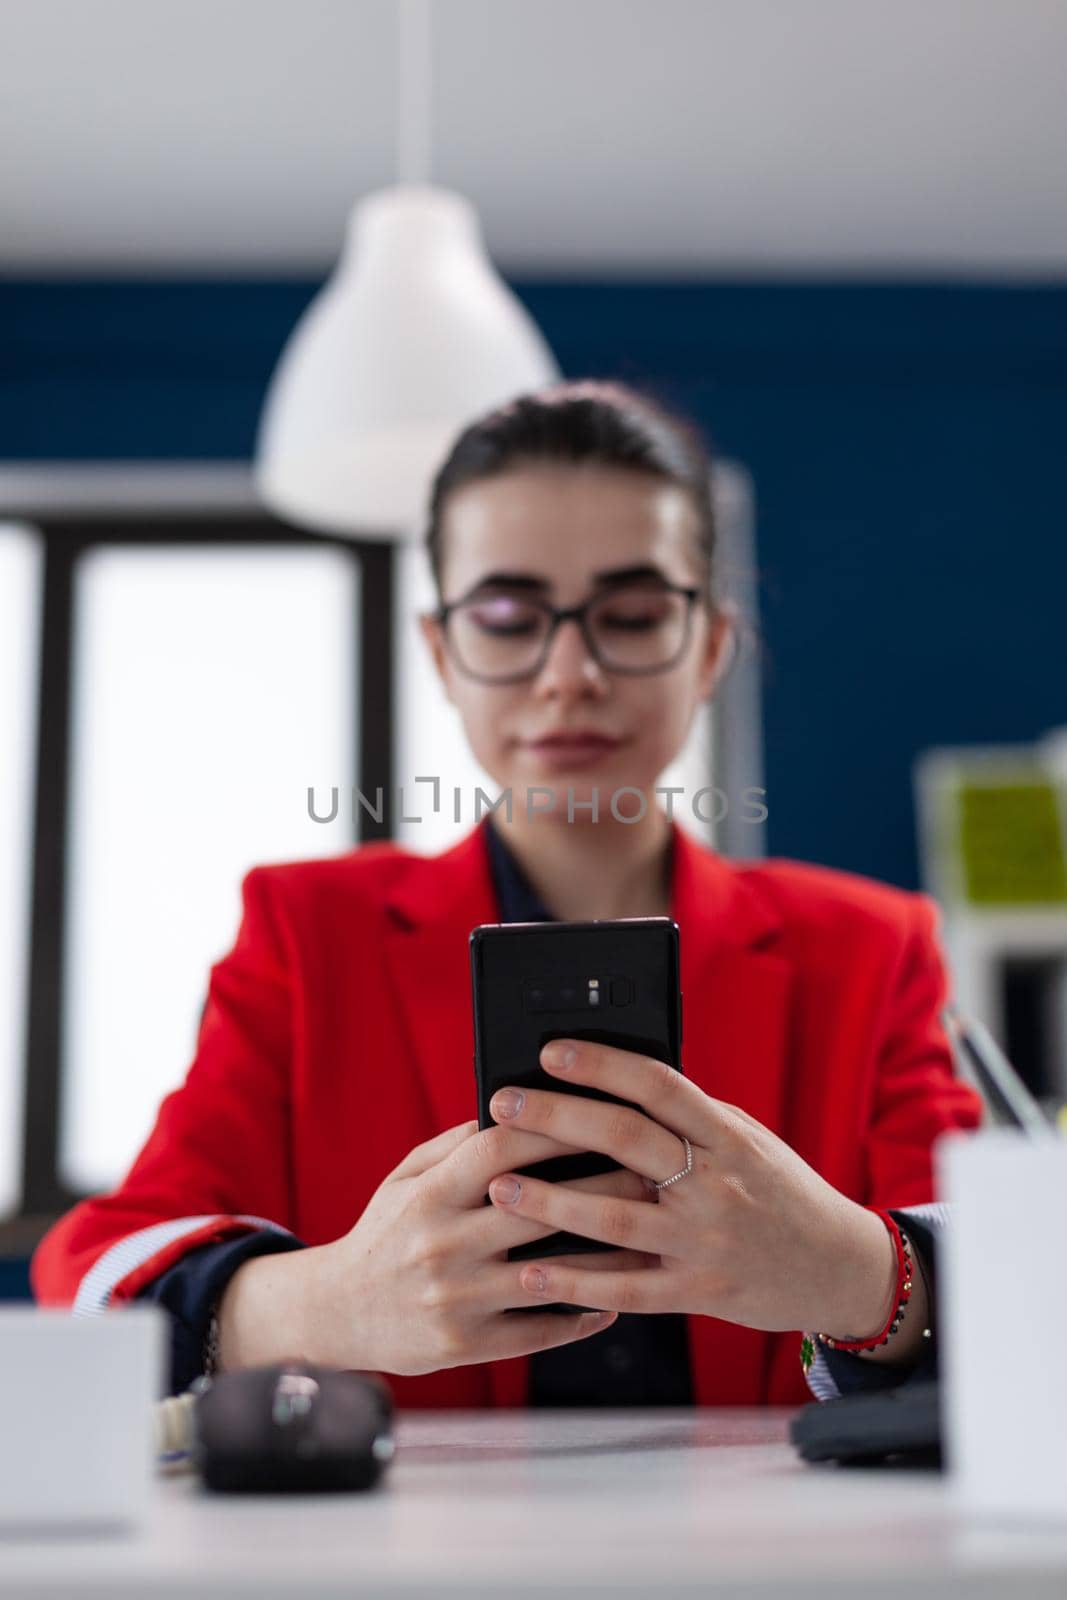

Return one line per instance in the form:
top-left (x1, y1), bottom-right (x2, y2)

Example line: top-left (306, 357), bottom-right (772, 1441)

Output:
top-left (33, 816), bottom-right (981, 1408)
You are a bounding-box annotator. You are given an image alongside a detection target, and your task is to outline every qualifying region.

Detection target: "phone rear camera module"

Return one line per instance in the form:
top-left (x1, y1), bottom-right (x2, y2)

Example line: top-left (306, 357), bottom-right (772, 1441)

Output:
top-left (524, 974), bottom-right (627, 1013)
top-left (523, 978), bottom-right (587, 1014)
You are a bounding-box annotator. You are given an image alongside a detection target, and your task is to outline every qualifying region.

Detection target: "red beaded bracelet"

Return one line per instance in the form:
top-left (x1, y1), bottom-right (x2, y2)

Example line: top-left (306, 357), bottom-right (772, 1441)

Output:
top-left (800, 1209), bottom-right (914, 1373)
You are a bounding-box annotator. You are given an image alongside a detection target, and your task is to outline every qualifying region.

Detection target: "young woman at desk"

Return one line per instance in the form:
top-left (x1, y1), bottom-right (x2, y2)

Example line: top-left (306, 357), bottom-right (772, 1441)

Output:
top-left (33, 381), bottom-right (982, 1409)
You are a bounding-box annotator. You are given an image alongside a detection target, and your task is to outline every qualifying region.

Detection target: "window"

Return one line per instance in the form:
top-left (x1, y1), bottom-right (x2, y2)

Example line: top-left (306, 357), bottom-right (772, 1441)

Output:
top-left (61, 544), bottom-right (359, 1192)
top-left (1, 475), bottom-right (393, 1237)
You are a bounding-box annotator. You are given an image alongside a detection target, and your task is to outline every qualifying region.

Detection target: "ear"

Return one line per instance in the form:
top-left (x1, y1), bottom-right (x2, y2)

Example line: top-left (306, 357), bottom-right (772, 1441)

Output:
top-left (418, 612), bottom-right (456, 706)
top-left (697, 603), bottom-right (737, 702)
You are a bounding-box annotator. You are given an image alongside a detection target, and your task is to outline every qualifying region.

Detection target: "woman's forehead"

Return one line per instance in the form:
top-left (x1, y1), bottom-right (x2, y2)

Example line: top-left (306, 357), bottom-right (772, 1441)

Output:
top-left (439, 465), bottom-right (700, 593)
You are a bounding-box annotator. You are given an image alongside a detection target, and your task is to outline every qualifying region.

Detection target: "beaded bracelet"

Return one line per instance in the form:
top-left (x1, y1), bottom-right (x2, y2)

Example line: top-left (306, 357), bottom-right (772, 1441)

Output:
top-left (800, 1209), bottom-right (913, 1373)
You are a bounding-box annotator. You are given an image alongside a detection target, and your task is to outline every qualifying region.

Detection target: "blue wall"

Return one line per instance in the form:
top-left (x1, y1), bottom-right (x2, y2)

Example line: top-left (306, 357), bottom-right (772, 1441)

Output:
top-left (3, 278), bottom-right (1065, 889)
top-left (0, 1260), bottom-right (30, 1299)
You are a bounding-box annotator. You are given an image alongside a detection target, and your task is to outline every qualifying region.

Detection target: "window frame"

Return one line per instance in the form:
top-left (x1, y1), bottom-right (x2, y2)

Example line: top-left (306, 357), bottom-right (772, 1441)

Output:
top-left (0, 466), bottom-right (395, 1252)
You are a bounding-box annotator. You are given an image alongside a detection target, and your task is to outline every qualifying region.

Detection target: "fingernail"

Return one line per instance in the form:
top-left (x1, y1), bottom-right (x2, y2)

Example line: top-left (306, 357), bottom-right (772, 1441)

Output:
top-left (490, 1176), bottom-right (521, 1204)
top-left (523, 1267), bottom-right (547, 1293)
top-left (542, 1042), bottom-right (576, 1072)
top-left (491, 1088), bottom-right (525, 1120)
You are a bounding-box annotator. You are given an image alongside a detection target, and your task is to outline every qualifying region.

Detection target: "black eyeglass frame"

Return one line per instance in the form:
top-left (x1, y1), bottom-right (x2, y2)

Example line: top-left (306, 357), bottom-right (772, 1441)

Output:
top-left (432, 577), bottom-right (705, 684)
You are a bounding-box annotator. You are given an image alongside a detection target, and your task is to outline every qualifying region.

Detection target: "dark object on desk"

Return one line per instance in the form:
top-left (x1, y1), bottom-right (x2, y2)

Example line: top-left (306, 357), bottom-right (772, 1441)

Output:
top-left (790, 1379), bottom-right (941, 1468)
top-left (194, 1363), bottom-right (395, 1493)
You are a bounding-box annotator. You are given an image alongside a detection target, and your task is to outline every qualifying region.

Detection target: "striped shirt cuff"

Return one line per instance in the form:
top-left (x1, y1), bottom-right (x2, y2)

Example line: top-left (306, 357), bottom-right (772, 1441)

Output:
top-left (802, 1202), bottom-right (950, 1401)
top-left (72, 1214), bottom-right (294, 1316)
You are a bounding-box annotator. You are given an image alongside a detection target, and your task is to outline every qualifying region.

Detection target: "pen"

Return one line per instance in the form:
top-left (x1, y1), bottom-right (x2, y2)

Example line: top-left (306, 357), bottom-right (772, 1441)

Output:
top-left (942, 1005), bottom-right (1061, 1139)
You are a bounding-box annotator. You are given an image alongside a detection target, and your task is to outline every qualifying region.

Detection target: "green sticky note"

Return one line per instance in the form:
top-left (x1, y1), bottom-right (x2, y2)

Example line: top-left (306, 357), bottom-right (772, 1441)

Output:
top-left (957, 781), bottom-right (1067, 905)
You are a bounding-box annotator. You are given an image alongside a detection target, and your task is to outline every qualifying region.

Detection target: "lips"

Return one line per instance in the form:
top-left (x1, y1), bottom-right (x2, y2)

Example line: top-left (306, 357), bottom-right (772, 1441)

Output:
top-left (521, 732), bottom-right (625, 769)
top-left (525, 732), bottom-right (622, 750)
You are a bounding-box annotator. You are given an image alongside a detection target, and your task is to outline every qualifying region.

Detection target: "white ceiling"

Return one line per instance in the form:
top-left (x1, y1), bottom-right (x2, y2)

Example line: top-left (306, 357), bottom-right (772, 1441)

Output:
top-left (3, 0), bottom-right (1067, 276)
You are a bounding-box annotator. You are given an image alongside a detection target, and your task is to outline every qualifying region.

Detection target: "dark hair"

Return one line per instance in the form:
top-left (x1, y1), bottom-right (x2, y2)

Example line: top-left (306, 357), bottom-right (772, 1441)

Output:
top-left (425, 379), bottom-right (718, 606)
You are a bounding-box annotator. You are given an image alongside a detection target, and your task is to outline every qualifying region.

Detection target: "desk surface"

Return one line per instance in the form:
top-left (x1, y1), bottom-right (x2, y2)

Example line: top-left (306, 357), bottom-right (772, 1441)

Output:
top-left (3, 1409), bottom-right (1066, 1599)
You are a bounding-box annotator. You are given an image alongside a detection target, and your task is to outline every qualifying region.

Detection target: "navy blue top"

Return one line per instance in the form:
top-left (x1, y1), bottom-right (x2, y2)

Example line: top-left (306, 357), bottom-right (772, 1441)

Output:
top-left (139, 820), bottom-right (939, 1400)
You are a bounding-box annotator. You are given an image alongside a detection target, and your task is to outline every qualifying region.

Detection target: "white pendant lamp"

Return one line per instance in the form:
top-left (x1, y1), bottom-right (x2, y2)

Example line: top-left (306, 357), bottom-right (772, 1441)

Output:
top-left (254, 2), bottom-right (560, 537)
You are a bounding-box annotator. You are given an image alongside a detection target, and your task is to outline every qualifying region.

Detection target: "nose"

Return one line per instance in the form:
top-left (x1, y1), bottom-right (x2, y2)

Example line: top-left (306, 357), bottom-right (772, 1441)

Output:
top-left (531, 615), bottom-right (608, 698)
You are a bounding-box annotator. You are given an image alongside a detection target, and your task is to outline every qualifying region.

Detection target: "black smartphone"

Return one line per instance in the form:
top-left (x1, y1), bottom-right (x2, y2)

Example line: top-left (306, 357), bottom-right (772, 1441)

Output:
top-left (470, 917), bottom-right (683, 1314)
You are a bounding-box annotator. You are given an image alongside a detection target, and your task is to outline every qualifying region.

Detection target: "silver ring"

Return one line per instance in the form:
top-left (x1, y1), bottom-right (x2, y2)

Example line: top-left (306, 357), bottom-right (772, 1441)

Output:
top-left (653, 1135), bottom-right (693, 1190)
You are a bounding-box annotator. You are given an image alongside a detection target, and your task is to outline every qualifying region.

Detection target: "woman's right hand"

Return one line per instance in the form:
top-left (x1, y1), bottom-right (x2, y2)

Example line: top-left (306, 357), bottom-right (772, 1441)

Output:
top-left (218, 1119), bottom-right (656, 1376)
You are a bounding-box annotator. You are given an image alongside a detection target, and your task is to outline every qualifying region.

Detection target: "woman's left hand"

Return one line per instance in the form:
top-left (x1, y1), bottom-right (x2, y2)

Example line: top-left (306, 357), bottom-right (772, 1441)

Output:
top-left (486, 1039), bottom-right (898, 1337)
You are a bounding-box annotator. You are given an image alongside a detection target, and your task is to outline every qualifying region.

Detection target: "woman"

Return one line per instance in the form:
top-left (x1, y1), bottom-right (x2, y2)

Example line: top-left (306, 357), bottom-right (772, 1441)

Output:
top-left (33, 380), bottom-right (982, 1410)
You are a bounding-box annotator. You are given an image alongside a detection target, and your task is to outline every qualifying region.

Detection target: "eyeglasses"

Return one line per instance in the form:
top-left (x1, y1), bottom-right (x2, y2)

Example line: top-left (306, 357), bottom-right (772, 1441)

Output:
top-left (433, 578), bottom-right (704, 684)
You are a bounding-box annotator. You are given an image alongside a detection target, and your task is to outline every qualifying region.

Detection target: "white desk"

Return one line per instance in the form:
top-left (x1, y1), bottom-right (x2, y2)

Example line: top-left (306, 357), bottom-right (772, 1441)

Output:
top-left (3, 1410), bottom-right (1066, 1598)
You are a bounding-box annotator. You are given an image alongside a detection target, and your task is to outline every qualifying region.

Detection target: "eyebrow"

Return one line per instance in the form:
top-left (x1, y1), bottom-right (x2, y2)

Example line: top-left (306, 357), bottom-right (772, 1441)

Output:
top-left (466, 563), bottom-right (673, 595)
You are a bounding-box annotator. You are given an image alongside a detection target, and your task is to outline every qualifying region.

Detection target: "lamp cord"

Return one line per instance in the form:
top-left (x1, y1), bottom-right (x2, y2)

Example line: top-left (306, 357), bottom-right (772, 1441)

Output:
top-left (397, 0), bottom-right (432, 186)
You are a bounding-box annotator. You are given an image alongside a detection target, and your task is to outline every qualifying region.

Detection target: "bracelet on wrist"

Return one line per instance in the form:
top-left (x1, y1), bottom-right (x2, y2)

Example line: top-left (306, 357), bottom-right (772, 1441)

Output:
top-left (800, 1208), bottom-right (914, 1374)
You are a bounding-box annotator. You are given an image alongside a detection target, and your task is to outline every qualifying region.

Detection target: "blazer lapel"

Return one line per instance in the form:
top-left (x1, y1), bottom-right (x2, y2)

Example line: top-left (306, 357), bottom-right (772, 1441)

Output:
top-left (381, 820), bottom-right (500, 1138)
top-left (669, 820), bottom-right (795, 1405)
top-left (668, 819), bottom-right (792, 1136)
